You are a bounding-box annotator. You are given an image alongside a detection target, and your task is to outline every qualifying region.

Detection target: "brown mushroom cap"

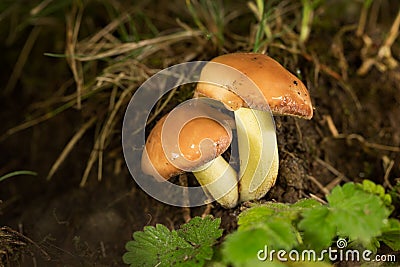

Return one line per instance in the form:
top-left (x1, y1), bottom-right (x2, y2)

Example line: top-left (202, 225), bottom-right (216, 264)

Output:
top-left (195, 53), bottom-right (313, 119)
top-left (141, 114), bottom-right (232, 180)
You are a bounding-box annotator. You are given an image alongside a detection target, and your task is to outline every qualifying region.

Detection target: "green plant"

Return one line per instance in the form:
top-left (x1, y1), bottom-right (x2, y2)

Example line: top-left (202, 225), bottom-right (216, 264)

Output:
top-left (123, 180), bottom-right (399, 266)
top-left (222, 180), bottom-right (398, 266)
top-left (185, 0), bottom-right (226, 48)
top-left (299, 0), bottom-right (324, 44)
top-left (248, 0), bottom-right (295, 53)
top-left (123, 216), bottom-right (223, 267)
top-left (388, 180), bottom-right (400, 210)
top-left (0, 170), bottom-right (37, 183)
top-left (248, 0), bottom-right (274, 52)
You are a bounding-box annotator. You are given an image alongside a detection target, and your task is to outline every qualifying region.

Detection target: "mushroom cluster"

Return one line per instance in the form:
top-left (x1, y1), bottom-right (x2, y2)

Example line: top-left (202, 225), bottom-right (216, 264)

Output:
top-left (141, 52), bottom-right (313, 208)
top-left (141, 100), bottom-right (239, 208)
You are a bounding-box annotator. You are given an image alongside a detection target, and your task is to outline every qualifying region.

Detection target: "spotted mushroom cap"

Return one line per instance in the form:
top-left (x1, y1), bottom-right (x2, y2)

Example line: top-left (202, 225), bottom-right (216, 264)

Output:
top-left (195, 53), bottom-right (313, 119)
top-left (141, 114), bottom-right (232, 181)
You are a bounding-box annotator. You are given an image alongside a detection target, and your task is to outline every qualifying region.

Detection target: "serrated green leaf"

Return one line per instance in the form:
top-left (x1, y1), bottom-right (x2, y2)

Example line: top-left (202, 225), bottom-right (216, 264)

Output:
top-left (221, 181), bottom-right (397, 266)
top-left (222, 228), bottom-right (280, 267)
top-left (178, 216), bottom-right (223, 263)
top-left (178, 216), bottom-right (223, 246)
top-left (291, 199), bottom-right (321, 209)
top-left (223, 219), bottom-right (298, 265)
top-left (298, 206), bottom-right (335, 250)
top-left (260, 219), bottom-right (299, 250)
top-left (123, 224), bottom-right (191, 267)
top-left (238, 201), bottom-right (317, 231)
top-left (267, 200), bottom-right (321, 222)
top-left (238, 205), bottom-right (278, 230)
top-left (359, 180), bottom-right (392, 206)
top-left (327, 183), bottom-right (390, 244)
top-left (360, 179), bottom-right (377, 193)
top-left (379, 218), bottom-right (400, 251)
top-left (356, 237), bottom-right (380, 253)
top-left (123, 217), bottom-right (222, 267)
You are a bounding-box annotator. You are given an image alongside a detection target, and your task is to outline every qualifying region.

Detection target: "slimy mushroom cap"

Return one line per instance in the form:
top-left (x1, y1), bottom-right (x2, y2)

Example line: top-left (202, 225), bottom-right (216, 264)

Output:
top-left (141, 115), bottom-right (231, 180)
top-left (196, 53), bottom-right (313, 119)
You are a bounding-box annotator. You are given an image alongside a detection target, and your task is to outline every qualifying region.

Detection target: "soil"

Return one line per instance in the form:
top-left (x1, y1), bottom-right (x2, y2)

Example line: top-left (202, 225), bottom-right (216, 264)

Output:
top-left (1, 1), bottom-right (400, 266)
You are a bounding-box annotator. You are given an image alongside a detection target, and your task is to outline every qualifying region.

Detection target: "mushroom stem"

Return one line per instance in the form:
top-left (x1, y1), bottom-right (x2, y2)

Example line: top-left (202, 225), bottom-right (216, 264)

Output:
top-left (234, 107), bottom-right (279, 202)
top-left (193, 156), bottom-right (238, 208)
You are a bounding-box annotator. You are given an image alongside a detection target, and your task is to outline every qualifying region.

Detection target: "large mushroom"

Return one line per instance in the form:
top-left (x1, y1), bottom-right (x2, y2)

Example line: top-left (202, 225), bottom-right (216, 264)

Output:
top-left (195, 53), bottom-right (313, 202)
top-left (141, 102), bottom-right (239, 208)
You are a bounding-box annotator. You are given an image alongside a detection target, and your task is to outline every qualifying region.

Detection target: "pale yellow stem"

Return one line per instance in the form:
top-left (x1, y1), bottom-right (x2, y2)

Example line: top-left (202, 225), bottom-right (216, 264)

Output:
top-left (235, 107), bottom-right (278, 202)
top-left (193, 156), bottom-right (238, 208)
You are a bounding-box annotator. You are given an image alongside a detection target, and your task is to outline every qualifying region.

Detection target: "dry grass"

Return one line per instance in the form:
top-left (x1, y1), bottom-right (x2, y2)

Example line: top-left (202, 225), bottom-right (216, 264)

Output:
top-left (0, 226), bottom-right (50, 265)
top-left (1, 0), bottom-right (399, 188)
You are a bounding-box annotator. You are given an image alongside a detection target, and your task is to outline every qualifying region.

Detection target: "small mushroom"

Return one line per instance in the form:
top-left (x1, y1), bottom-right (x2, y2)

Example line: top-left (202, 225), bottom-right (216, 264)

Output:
top-left (195, 53), bottom-right (313, 202)
top-left (141, 105), bottom-right (238, 208)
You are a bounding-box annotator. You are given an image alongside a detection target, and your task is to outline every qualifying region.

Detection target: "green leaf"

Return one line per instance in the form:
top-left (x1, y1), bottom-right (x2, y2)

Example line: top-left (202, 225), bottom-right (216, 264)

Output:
top-left (223, 219), bottom-right (298, 266)
top-left (178, 216), bottom-right (223, 263)
top-left (354, 237), bottom-right (381, 254)
top-left (261, 220), bottom-right (299, 250)
top-left (237, 200), bottom-right (320, 231)
top-left (123, 224), bottom-right (190, 267)
top-left (221, 181), bottom-right (399, 266)
top-left (291, 198), bottom-right (321, 209)
top-left (237, 205), bottom-right (278, 230)
top-left (222, 228), bottom-right (290, 267)
top-left (358, 179), bottom-right (392, 207)
top-left (298, 206), bottom-right (335, 250)
top-left (379, 218), bottom-right (400, 251)
top-left (123, 216), bottom-right (222, 267)
top-left (0, 170), bottom-right (37, 183)
top-left (222, 228), bottom-right (271, 266)
top-left (327, 183), bottom-right (390, 244)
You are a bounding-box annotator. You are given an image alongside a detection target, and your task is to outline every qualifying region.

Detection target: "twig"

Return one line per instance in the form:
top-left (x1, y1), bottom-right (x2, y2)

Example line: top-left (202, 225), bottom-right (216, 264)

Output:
top-left (332, 25), bottom-right (357, 81)
top-left (300, 51), bottom-right (342, 81)
top-left (65, 3), bottom-right (84, 109)
top-left (358, 9), bottom-right (400, 75)
top-left (309, 193), bottom-right (327, 205)
top-left (315, 158), bottom-right (345, 178)
top-left (323, 115), bottom-right (339, 137)
top-left (30, 0), bottom-right (54, 16)
top-left (325, 176), bottom-right (345, 191)
top-left (378, 9), bottom-right (400, 61)
top-left (315, 157), bottom-right (349, 182)
top-left (306, 175), bottom-right (330, 195)
top-left (5, 26), bottom-right (42, 93)
top-left (356, 0), bottom-right (372, 37)
top-left (336, 133), bottom-right (400, 152)
top-left (82, 12), bottom-right (132, 47)
top-left (383, 158), bottom-right (395, 190)
top-left (100, 241), bottom-right (106, 258)
top-left (201, 203), bottom-right (213, 218)
top-left (80, 88), bottom-right (132, 186)
top-left (47, 117), bottom-right (96, 180)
